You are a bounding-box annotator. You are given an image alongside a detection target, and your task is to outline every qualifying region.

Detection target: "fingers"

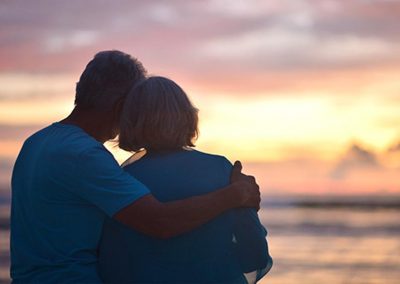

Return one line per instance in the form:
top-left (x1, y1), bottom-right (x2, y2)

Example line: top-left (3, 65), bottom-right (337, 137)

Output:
top-left (249, 181), bottom-right (261, 210)
top-left (231, 161), bottom-right (256, 185)
top-left (230, 161), bottom-right (261, 210)
top-left (244, 191), bottom-right (260, 211)
top-left (230, 160), bottom-right (243, 183)
top-left (233, 160), bottom-right (242, 170)
top-left (246, 175), bottom-right (256, 184)
top-left (236, 179), bottom-right (260, 210)
top-left (232, 160), bottom-right (242, 175)
top-left (252, 193), bottom-right (261, 211)
top-left (255, 192), bottom-right (261, 211)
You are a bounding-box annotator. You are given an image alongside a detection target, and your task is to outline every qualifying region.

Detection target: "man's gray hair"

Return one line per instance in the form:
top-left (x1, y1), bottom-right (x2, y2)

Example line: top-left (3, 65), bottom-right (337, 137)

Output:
top-left (75, 50), bottom-right (147, 110)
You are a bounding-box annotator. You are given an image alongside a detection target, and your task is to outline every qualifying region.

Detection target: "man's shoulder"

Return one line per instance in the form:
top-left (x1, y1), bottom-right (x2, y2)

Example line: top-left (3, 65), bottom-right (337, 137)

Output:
top-left (24, 123), bottom-right (103, 158)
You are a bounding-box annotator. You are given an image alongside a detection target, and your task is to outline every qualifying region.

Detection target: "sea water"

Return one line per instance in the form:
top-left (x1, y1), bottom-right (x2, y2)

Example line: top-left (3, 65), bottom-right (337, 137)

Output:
top-left (0, 195), bottom-right (399, 284)
top-left (258, 198), bottom-right (400, 284)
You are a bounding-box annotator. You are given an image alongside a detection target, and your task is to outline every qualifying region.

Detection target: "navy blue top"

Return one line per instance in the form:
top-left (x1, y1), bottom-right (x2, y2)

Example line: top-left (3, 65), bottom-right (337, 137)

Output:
top-left (98, 149), bottom-right (272, 283)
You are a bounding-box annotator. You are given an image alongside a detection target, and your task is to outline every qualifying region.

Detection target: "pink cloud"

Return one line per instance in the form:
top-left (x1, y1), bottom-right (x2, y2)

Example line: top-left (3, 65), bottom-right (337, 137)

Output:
top-left (1, 0), bottom-right (400, 75)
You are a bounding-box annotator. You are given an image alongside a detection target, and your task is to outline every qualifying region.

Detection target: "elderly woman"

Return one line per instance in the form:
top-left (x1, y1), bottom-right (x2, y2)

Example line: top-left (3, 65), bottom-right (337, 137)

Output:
top-left (98, 77), bottom-right (272, 283)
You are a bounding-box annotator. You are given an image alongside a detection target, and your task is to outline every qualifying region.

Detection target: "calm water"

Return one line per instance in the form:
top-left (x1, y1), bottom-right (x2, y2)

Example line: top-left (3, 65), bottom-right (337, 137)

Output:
top-left (0, 196), bottom-right (399, 284)
top-left (258, 203), bottom-right (400, 284)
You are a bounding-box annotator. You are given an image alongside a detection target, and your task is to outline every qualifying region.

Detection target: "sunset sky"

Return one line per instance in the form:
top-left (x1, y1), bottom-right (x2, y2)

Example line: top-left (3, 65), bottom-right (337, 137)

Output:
top-left (1, 0), bottom-right (399, 195)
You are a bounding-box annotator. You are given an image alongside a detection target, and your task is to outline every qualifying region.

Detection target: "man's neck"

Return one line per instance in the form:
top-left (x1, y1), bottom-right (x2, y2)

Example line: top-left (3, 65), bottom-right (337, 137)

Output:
top-left (60, 107), bottom-right (112, 143)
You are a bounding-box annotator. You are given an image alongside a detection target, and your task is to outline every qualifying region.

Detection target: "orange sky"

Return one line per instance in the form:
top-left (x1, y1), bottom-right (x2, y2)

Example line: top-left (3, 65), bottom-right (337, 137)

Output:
top-left (0, 0), bottom-right (399, 194)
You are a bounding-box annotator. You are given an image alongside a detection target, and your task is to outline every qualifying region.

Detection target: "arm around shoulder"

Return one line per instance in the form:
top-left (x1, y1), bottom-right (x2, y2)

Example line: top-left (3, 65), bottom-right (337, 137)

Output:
top-left (113, 183), bottom-right (244, 239)
top-left (113, 159), bottom-right (261, 239)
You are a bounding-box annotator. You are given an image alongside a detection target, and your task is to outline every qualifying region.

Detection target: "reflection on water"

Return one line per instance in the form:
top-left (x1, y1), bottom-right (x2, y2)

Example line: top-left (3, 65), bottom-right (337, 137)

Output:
top-left (0, 197), bottom-right (399, 284)
top-left (258, 204), bottom-right (400, 284)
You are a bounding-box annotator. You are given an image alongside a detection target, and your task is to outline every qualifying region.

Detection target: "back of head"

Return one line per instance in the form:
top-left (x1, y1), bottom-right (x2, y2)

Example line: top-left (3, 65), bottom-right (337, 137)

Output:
top-left (119, 76), bottom-right (199, 152)
top-left (75, 50), bottom-right (147, 110)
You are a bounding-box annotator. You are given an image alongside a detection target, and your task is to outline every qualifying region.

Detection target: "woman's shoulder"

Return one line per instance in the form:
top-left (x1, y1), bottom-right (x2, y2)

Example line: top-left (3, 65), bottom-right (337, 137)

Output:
top-left (190, 149), bottom-right (233, 169)
top-left (122, 148), bottom-right (233, 174)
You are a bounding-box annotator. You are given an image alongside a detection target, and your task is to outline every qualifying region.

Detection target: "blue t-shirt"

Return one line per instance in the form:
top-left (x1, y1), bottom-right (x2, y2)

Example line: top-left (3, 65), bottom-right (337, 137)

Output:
top-left (98, 149), bottom-right (272, 283)
top-left (10, 123), bottom-right (150, 283)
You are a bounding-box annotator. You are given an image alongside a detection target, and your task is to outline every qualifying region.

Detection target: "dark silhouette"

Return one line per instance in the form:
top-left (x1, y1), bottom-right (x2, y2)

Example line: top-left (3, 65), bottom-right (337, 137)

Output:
top-left (10, 51), bottom-right (261, 283)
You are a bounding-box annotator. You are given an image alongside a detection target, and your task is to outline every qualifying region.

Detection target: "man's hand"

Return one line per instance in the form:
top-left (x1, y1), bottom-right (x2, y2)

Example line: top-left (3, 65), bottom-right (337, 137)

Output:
top-left (230, 161), bottom-right (261, 211)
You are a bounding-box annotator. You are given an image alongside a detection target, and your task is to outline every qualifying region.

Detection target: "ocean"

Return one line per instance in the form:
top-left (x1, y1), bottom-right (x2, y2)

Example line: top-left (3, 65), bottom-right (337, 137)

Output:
top-left (0, 194), bottom-right (399, 284)
top-left (257, 196), bottom-right (400, 284)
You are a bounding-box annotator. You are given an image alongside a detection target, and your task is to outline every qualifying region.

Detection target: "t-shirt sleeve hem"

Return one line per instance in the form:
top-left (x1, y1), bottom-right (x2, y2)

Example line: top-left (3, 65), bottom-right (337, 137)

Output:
top-left (106, 189), bottom-right (151, 217)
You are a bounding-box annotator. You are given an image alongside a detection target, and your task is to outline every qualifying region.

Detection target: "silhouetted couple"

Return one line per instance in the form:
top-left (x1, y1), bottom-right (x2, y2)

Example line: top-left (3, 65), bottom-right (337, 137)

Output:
top-left (11, 50), bottom-right (272, 283)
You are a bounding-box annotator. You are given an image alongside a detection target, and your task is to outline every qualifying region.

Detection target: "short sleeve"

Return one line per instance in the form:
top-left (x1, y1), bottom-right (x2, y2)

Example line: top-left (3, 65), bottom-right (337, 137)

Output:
top-left (72, 145), bottom-right (150, 216)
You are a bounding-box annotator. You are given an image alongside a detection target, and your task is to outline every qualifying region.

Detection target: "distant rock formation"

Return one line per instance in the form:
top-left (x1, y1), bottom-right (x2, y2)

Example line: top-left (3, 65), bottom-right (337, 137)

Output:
top-left (330, 144), bottom-right (380, 179)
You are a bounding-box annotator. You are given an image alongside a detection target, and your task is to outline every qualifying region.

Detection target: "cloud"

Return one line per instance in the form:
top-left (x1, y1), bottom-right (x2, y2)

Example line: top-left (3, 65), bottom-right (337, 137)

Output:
top-left (0, 124), bottom-right (44, 140)
top-left (204, 0), bottom-right (280, 18)
top-left (0, 0), bottom-right (400, 75)
top-left (199, 26), bottom-right (396, 70)
top-left (0, 73), bottom-right (74, 101)
top-left (331, 144), bottom-right (381, 179)
top-left (44, 30), bottom-right (100, 54)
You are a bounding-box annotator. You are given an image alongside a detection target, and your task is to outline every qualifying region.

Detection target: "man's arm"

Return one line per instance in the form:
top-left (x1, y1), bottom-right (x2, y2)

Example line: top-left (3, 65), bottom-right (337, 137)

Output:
top-left (114, 161), bottom-right (260, 239)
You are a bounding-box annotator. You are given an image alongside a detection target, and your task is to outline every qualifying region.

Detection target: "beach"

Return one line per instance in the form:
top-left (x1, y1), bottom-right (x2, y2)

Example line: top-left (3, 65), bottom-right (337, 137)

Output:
top-left (1, 193), bottom-right (399, 284)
